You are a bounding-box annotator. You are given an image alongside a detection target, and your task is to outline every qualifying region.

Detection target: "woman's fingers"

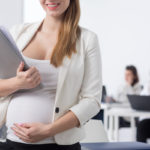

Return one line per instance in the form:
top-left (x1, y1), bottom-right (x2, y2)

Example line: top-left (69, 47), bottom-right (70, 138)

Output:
top-left (11, 124), bottom-right (30, 138)
top-left (28, 69), bottom-right (41, 86)
top-left (16, 64), bottom-right (41, 89)
top-left (34, 76), bottom-right (41, 85)
top-left (14, 131), bottom-right (29, 140)
top-left (25, 66), bottom-right (37, 77)
top-left (12, 124), bottom-right (35, 143)
top-left (14, 124), bottom-right (28, 133)
top-left (14, 132), bottom-right (32, 143)
top-left (30, 70), bottom-right (40, 79)
top-left (17, 61), bottom-right (24, 73)
top-left (12, 127), bottom-right (29, 139)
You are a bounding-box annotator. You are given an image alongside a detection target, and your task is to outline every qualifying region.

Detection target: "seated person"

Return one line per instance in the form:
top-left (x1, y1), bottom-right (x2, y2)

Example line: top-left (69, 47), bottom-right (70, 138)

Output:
top-left (114, 65), bottom-right (142, 104)
top-left (114, 65), bottom-right (142, 127)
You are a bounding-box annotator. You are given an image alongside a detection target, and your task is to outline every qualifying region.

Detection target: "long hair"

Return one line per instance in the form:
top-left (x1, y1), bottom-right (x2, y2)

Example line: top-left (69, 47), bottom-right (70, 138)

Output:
top-left (50, 0), bottom-right (81, 67)
top-left (126, 65), bottom-right (139, 86)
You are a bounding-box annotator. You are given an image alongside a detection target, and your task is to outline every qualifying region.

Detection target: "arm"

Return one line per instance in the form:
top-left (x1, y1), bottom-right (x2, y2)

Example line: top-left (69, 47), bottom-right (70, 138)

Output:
top-left (47, 110), bottom-right (80, 136)
top-left (0, 62), bottom-right (41, 98)
top-left (0, 77), bottom-right (19, 97)
top-left (68, 33), bottom-right (102, 127)
top-left (0, 24), bottom-right (34, 98)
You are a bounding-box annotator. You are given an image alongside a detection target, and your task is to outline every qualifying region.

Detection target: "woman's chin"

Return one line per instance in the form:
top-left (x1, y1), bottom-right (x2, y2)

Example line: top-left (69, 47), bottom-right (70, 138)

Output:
top-left (49, 14), bottom-right (59, 17)
top-left (46, 12), bottom-right (62, 18)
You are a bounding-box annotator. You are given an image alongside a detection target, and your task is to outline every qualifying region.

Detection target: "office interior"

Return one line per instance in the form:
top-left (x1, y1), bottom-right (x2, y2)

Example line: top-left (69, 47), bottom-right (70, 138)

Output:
top-left (0, 0), bottom-right (150, 148)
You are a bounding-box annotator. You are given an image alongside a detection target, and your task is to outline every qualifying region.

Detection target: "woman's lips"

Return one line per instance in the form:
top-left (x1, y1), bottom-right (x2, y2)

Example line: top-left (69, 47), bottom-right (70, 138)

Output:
top-left (46, 3), bottom-right (60, 10)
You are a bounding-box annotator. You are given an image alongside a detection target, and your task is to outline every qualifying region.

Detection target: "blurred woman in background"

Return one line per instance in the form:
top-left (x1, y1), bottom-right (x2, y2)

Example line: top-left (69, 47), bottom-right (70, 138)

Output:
top-left (115, 65), bottom-right (142, 104)
top-left (114, 65), bottom-right (142, 127)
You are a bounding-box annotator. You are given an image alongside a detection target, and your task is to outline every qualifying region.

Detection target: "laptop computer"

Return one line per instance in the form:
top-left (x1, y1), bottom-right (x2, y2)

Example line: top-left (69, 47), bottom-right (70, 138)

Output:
top-left (127, 95), bottom-right (150, 111)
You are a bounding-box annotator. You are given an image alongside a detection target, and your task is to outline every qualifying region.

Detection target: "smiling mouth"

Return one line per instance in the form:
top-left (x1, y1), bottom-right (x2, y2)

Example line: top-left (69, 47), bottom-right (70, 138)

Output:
top-left (46, 2), bottom-right (60, 8)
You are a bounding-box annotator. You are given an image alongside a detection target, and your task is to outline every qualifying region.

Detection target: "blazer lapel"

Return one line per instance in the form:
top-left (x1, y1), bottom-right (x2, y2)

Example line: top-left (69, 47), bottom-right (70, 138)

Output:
top-left (55, 55), bottom-right (72, 103)
top-left (18, 19), bottom-right (44, 52)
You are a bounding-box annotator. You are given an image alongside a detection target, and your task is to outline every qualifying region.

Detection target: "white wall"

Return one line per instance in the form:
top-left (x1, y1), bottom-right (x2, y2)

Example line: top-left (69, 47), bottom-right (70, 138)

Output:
top-left (23, 0), bottom-right (45, 22)
top-left (80, 0), bottom-right (150, 95)
top-left (0, 0), bottom-right (23, 28)
top-left (23, 0), bottom-right (150, 95)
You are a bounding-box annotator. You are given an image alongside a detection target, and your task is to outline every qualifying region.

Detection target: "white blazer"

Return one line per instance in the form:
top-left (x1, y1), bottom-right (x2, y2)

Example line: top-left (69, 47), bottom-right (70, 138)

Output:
top-left (0, 19), bottom-right (102, 145)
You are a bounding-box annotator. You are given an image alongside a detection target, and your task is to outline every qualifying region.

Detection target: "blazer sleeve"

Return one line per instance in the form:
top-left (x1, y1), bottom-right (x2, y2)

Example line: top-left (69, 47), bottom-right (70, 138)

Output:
top-left (8, 22), bottom-right (31, 42)
top-left (8, 24), bottom-right (23, 41)
top-left (69, 32), bottom-right (102, 127)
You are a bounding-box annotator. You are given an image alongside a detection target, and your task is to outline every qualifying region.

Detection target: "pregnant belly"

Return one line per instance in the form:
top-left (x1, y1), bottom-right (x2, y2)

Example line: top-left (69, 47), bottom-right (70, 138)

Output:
top-left (6, 91), bottom-right (55, 127)
top-left (5, 91), bottom-right (56, 144)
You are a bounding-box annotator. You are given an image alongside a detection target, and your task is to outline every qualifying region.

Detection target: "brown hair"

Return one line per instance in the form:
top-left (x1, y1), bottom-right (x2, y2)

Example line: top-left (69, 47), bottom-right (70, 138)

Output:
top-left (50, 0), bottom-right (81, 67)
top-left (126, 65), bottom-right (139, 86)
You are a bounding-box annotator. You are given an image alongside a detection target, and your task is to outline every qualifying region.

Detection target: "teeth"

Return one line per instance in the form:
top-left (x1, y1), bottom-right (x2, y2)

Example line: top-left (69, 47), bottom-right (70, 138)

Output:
top-left (48, 4), bottom-right (58, 7)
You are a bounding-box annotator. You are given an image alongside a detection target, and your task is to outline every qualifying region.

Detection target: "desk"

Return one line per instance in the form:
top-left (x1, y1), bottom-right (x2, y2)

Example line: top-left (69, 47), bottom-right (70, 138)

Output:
top-left (81, 142), bottom-right (150, 150)
top-left (101, 103), bottom-right (150, 142)
top-left (101, 103), bottom-right (129, 131)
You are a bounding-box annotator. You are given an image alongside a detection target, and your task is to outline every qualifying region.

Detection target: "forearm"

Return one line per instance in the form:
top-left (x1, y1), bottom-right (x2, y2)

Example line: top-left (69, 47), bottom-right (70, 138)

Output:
top-left (48, 110), bottom-right (80, 136)
top-left (0, 77), bottom-right (19, 97)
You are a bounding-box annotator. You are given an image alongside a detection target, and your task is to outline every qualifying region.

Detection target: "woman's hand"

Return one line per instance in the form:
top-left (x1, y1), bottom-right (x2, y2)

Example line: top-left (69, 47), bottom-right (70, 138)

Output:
top-left (15, 61), bottom-right (41, 90)
top-left (11, 122), bottom-right (51, 143)
top-left (11, 111), bottom-right (80, 143)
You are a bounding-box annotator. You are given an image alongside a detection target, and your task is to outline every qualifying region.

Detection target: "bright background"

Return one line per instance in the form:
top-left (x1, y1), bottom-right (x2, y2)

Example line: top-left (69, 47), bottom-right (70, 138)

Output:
top-left (0, 0), bottom-right (23, 28)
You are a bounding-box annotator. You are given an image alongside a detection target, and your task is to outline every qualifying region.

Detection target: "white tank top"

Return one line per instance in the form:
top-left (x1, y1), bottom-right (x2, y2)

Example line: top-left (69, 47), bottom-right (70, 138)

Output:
top-left (6, 54), bottom-right (59, 144)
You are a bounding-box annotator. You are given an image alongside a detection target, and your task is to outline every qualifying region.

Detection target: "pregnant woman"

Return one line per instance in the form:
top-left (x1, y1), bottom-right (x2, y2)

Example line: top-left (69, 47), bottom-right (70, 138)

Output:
top-left (0, 0), bottom-right (102, 150)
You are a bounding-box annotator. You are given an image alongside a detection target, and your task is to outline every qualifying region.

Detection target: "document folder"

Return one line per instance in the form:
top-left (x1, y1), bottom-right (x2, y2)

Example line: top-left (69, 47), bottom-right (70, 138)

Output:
top-left (0, 26), bottom-right (29, 79)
